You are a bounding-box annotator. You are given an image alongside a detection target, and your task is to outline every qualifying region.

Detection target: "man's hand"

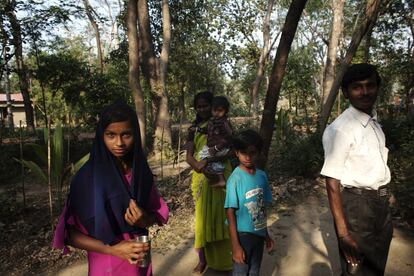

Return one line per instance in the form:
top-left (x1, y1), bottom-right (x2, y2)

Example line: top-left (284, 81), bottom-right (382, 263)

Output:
top-left (338, 234), bottom-right (362, 265)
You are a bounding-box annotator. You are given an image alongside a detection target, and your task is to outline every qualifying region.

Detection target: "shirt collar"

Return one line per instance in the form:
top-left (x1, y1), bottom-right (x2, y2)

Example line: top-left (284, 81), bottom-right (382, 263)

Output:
top-left (348, 105), bottom-right (377, 127)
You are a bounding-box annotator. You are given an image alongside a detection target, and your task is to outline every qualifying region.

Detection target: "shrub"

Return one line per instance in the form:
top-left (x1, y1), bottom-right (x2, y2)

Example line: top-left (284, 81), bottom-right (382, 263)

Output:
top-left (382, 118), bottom-right (414, 223)
top-left (268, 130), bottom-right (324, 178)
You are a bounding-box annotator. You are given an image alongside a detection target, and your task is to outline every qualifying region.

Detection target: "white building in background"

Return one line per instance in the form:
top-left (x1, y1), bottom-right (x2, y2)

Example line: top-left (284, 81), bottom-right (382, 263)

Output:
top-left (0, 93), bottom-right (32, 127)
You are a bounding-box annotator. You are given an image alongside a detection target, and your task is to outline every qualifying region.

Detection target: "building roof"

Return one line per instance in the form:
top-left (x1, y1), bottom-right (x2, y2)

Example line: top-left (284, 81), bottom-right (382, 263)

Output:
top-left (0, 93), bottom-right (24, 102)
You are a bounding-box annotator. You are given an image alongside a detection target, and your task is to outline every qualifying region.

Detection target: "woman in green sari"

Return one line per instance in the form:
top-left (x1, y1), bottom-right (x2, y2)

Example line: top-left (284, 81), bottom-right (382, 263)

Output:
top-left (186, 91), bottom-right (232, 273)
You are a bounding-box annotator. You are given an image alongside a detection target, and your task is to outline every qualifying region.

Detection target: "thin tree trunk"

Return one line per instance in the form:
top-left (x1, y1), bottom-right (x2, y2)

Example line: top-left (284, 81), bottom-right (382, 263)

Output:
top-left (7, 7), bottom-right (35, 132)
top-left (321, 0), bottom-right (344, 110)
top-left (363, 22), bottom-right (374, 62)
top-left (103, 0), bottom-right (118, 51)
top-left (153, 0), bottom-right (172, 154)
top-left (19, 120), bottom-right (26, 209)
top-left (47, 117), bottom-right (53, 228)
top-left (83, 0), bottom-right (104, 72)
top-left (127, 0), bottom-right (146, 149)
top-left (258, 0), bottom-right (308, 168)
top-left (251, 0), bottom-right (275, 118)
top-left (137, 0), bottom-right (172, 154)
top-left (178, 81), bottom-right (187, 122)
top-left (319, 0), bottom-right (382, 131)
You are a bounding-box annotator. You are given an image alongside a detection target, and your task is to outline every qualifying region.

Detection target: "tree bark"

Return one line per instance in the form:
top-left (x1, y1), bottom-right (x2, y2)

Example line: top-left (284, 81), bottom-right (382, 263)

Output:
top-left (258, 0), bottom-right (308, 168)
top-left (127, 0), bottom-right (146, 149)
top-left (363, 1), bottom-right (375, 63)
top-left (103, 0), bottom-right (119, 51)
top-left (137, 0), bottom-right (172, 154)
top-left (321, 0), bottom-right (344, 110)
top-left (251, 0), bottom-right (275, 119)
top-left (178, 81), bottom-right (187, 122)
top-left (82, 0), bottom-right (104, 72)
top-left (319, 0), bottom-right (382, 131)
top-left (6, 2), bottom-right (35, 131)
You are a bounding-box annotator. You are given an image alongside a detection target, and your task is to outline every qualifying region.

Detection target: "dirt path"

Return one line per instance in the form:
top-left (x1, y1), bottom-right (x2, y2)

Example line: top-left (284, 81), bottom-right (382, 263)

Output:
top-left (55, 190), bottom-right (414, 276)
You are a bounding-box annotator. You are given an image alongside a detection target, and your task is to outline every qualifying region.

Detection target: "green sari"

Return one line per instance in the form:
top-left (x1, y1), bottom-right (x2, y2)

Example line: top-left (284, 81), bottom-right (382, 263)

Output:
top-left (191, 121), bottom-right (232, 271)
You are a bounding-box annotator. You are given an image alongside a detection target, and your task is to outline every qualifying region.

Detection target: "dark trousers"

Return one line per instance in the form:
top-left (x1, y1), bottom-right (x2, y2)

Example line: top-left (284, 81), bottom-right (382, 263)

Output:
top-left (339, 188), bottom-right (393, 276)
top-left (232, 232), bottom-right (265, 276)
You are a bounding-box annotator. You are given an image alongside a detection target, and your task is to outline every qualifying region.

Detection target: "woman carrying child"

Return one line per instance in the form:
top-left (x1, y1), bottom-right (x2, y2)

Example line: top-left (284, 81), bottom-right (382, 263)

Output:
top-left (53, 102), bottom-right (169, 276)
top-left (186, 91), bottom-right (233, 273)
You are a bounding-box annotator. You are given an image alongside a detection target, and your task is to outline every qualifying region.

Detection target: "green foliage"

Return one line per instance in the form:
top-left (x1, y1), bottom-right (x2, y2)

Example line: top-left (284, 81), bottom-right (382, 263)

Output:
top-left (0, 144), bottom-right (20, 182)
top-left (28, 41), bottom-right (132, 126)
top-left (267, 110), bottom-right (323, 178)
top-left (382, 117), bottom-right (414, 222)
top-left (13, 124), bottom-right (88, 202)
top-left (273, 132), bottom-right (324, 178)
top-left (282, 45), bottom-right (319, 115)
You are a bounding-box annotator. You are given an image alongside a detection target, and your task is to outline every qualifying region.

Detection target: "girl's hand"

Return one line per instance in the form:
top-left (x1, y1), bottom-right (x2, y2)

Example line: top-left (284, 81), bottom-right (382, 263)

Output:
top-left (193, 159), bottom-right (207, 173)
top-left (232, 244), bottom-right (245, 264)
top-left (110, 240), bottom-right (149, 264)
top-left (265, 236), bottom-right (275, 253)
top-left (125, 199), bottom-right (146, 228)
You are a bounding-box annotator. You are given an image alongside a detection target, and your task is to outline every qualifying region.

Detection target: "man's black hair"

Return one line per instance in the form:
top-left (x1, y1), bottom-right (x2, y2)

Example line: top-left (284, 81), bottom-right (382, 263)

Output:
top-left (212, 96), bottom-right (230, 112)
top-left (232, 129), bottom-right (263, 152)
top-left (341, 63), bottom-right (382, 92)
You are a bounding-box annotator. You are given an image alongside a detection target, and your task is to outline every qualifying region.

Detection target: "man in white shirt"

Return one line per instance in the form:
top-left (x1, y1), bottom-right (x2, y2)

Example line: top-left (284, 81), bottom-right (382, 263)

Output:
top-left (321, 63), bottom-right (393, 276)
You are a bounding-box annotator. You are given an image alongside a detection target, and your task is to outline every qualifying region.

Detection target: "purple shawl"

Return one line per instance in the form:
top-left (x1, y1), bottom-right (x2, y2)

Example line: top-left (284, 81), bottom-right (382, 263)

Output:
top-left (66, 110), bottom-right (152, 245)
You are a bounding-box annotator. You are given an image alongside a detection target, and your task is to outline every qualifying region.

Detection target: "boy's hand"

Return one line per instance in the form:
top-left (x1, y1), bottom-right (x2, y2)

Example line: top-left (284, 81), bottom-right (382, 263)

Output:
top-left (265, 235), bottom-right (275, 253)
top-left (232, 244), bottom-right (245, 264)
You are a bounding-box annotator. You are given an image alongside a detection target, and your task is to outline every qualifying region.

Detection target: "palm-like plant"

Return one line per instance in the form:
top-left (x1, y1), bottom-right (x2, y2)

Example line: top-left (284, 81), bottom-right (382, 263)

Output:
top-left (14, 124), bottom-right (89, 224)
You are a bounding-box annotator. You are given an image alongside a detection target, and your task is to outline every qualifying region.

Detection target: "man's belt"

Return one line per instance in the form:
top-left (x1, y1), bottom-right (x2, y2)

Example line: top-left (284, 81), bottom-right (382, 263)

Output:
top-left (344, 185), bottom-right (389, 197)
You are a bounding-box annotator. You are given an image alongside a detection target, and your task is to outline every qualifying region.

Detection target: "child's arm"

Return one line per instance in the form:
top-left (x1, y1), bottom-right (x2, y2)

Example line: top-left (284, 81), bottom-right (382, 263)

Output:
top-left (226, 208), bottom-right (245, 264)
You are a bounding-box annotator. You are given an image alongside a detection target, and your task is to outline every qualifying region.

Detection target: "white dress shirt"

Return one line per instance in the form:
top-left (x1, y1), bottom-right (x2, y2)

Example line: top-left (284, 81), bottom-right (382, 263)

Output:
top-left (321, 105), bottom-right (391, 190)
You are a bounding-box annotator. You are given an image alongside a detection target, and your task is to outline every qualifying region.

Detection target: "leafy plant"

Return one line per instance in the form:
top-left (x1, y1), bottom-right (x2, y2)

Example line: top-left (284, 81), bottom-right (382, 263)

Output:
top-left (13, 124), bottom-right (89, 212)
top-left (383, 117), bottom-right (414, 224)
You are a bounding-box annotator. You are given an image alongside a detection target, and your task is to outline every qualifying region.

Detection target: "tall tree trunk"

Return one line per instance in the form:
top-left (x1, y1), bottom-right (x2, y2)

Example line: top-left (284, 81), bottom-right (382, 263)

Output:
top-left (258, 0), bottom-right (308, 168)
top-left (251, 0), bottom-right (275, 119)
top-left (6, 3), bottom-right (35, 132)
top-left (319, 0), bottom-right (382, 131)
top-left (178, 81), bottom-right (187, 122)
top-left (82, 0), bottom-right (104, 72)
top-left (321, 0), bottom-right (344, 110)
top-left (363, 18), bottom-right (374, 62)
top-left (103, 0), bottom-right (119, 51)
top-left (137, 0), bottom-right (172, 154)
top-left (153, 0), bottom-right (172, 153)
top-left (127, 0), bottom-right (146, 149)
